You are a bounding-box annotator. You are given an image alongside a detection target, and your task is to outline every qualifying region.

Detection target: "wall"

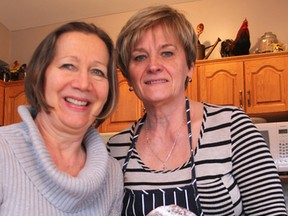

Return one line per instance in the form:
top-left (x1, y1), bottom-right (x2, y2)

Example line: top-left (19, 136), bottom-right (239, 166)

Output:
top-left (178, 0), bottom-right (288, 58)
top-left (8, 0), bottom-right (288, 64)
top-left (0, 23), bottom-right (10, 63)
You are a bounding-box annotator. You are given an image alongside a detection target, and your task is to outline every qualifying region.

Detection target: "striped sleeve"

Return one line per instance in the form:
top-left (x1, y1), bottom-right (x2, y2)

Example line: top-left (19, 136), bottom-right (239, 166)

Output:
top-left (230, 108), bottom-right (287, 215)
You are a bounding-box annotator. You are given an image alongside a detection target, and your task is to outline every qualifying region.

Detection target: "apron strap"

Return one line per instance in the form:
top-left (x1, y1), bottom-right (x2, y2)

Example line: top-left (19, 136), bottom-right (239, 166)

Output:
top-left (122, 97), bottom-right (203, 215)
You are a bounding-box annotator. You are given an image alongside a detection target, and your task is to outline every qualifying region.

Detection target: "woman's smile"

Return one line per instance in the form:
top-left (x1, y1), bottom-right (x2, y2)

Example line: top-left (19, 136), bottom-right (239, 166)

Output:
top-left (65, 97), bottom-right (89, 106)
top-left (144, 79), bottom-right (168, 85)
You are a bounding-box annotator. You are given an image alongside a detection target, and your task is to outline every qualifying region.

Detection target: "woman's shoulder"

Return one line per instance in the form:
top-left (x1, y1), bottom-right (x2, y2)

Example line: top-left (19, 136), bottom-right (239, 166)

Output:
top-left (107, 156), bottom-right (123, 179)
top-left (108, 124), bottom-right (133, 144)
top-left (188, 99), bottom-right (246, 123)
top-left (202, 102), bottom-right (246, 118)
top-left (189, 99), bottom-right (243, 116)
top-left (202, 102), bottom-right (242, 112)
top-left (0, 123), bottom-right (27, 145)
top-left (196, 101), bottom-right (251, 129)
top-left (106, 124), bottom-right (134, 161)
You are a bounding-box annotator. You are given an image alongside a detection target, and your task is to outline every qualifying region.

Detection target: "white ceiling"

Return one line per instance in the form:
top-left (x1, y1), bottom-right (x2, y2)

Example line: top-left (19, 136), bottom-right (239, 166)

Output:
top-left (0, 0), bottom-right (198, 31)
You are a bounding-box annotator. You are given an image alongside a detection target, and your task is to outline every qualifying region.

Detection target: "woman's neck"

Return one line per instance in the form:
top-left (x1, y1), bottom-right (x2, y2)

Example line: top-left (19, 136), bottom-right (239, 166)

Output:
top-left (143, 96), bottom-right (187, 130)
top-left (35, 112), bottom-right (87, 176)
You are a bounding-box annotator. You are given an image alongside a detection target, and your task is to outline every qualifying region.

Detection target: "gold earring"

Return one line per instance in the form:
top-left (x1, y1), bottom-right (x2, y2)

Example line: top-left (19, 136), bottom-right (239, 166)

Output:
top-left (129, 86), bottom-right (134, 92)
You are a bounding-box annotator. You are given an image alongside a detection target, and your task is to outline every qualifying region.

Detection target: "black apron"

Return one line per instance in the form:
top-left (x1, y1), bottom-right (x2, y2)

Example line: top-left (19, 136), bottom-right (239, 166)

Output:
top-left (122, 97), bottom-right (203, 216)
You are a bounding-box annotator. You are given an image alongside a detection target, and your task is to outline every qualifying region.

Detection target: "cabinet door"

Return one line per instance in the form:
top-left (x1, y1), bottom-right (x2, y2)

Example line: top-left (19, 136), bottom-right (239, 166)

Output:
top-left (186, 65), bottom-right (198, 101)
top-left (245, 56), bottom-right (288, 114)
top-left (197, 61), bottom-right (244, 107)
top-left (4, 81), bottom-right (28, 125)
top-left (99, 71), bottom-right (143, 133)
top-left (0, 82), bottom-right (5, 126)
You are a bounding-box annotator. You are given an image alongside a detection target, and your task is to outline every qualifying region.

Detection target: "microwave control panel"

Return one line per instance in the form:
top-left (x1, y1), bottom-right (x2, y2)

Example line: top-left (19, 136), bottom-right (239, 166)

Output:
top-left (278, 127), bottom-right (288, 165)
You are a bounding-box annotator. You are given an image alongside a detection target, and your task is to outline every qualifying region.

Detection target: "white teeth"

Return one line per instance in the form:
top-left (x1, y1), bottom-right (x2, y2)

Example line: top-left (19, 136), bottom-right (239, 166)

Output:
top-left (146, 79), bottom-right (167, 84)
top-left (66, 97), bottom-right (88, 106)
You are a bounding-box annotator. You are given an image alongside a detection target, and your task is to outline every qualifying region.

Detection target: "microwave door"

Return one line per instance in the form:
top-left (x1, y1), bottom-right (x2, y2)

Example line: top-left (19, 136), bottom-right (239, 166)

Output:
top-left (258, 129), bottom-right (286, 172)
top-left (256, 122), bottom-right (288, 173)
top-left (259, 130), bottom-right (279, 163)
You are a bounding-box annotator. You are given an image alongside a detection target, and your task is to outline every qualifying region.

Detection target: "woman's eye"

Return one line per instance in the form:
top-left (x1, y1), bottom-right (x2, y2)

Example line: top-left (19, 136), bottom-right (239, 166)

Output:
top-left (60, 64), bottom-right (76, 70)
top-left (134, 55), bottom-right (146, 62)
top-left (91, 69), bottom-right (107, 78)
top-left (162, 51), bottom-right (173, 57)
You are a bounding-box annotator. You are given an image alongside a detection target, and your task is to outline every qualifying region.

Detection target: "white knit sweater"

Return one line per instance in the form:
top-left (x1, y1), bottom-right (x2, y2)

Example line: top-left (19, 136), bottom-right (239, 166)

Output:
top-left (0, 106), bottom-right (123, 216)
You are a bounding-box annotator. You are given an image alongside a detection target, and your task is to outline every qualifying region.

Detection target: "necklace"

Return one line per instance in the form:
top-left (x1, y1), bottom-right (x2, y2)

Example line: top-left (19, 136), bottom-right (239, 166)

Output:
top-left (145, 120), bottom-right (183, 170)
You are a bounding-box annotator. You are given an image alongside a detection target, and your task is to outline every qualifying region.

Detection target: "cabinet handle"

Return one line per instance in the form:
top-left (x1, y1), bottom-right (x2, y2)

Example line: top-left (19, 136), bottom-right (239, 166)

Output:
top-left (239, 90), bottom-right (243, 108)
top-left (247, 90), bottom-right (251, 107)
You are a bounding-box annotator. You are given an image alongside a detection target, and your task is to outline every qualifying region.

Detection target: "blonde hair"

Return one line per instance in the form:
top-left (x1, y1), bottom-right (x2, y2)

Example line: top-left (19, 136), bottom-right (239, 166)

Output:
top-left (116, 5), bottom-right (197, 81)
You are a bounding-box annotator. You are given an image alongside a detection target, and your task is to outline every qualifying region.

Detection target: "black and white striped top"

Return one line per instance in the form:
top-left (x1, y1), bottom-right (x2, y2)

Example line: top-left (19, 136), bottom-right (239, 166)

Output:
top-left (108, 103), bottom-right (287, 215)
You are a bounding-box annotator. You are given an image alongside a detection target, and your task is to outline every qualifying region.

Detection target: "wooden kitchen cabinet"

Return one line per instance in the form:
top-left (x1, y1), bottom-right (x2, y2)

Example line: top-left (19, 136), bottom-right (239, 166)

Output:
top-left (197, 61), bottom-right (244, 107)
top-left (186, 65), bottom-right (198, 101)
top-left (244, 55), bottom-right (288, 114)
top-left (0, 80), bottom-right (28, 126)
top-left (0, 81), bottom-right (5, 126)
top-left (196, 51), bottom-right (288, 120)
top-left (99, 70), bottom-right (144, 133)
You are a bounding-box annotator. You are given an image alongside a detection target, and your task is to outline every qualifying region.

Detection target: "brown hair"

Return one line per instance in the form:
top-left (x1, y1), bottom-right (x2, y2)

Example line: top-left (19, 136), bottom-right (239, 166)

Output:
top-left (25, 21), bottom-right (118, 127)
top-left (116, 5), bottom-right (197, 84)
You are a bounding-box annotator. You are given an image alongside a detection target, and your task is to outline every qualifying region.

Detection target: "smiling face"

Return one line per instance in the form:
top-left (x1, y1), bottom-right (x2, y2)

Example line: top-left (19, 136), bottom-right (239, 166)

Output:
top-left (128, 25), bottom-right (193, 105)
top-left (39, 31), bottom-right (109, 130)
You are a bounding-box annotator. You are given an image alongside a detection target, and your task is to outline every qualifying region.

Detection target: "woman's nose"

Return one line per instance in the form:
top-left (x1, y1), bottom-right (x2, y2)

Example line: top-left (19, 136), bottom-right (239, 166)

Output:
top-left (148, 56), bottom-right (162, 73)
top-left (72, 70), bottom-right (91, 90)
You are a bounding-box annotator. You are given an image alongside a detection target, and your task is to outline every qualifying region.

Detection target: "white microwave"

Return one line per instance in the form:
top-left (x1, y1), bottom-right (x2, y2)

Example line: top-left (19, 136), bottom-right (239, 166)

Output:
top-left (255, 122), bottom-right (288, 172)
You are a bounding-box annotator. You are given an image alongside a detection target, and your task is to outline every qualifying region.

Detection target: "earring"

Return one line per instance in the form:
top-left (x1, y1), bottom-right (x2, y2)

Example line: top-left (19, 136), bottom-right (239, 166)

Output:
top-left (129, 86), bottom-right (134, 92)
top-left (188, 77), bottom-right (192, 82)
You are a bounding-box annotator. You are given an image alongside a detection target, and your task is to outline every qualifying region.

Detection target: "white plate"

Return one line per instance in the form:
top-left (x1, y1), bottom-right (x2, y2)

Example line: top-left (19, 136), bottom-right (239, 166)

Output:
top-left (147, 205), bottom-right (196, 216)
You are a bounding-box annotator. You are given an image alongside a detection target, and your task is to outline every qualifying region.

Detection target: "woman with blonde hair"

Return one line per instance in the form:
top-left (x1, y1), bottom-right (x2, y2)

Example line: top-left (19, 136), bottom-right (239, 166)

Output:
top-left (108, 5), bottom-right (287, 215)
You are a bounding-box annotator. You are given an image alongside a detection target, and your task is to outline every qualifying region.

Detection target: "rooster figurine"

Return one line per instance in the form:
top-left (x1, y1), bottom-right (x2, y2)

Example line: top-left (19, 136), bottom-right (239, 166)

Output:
top-left (220, 18), bottom-right (250, 57)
